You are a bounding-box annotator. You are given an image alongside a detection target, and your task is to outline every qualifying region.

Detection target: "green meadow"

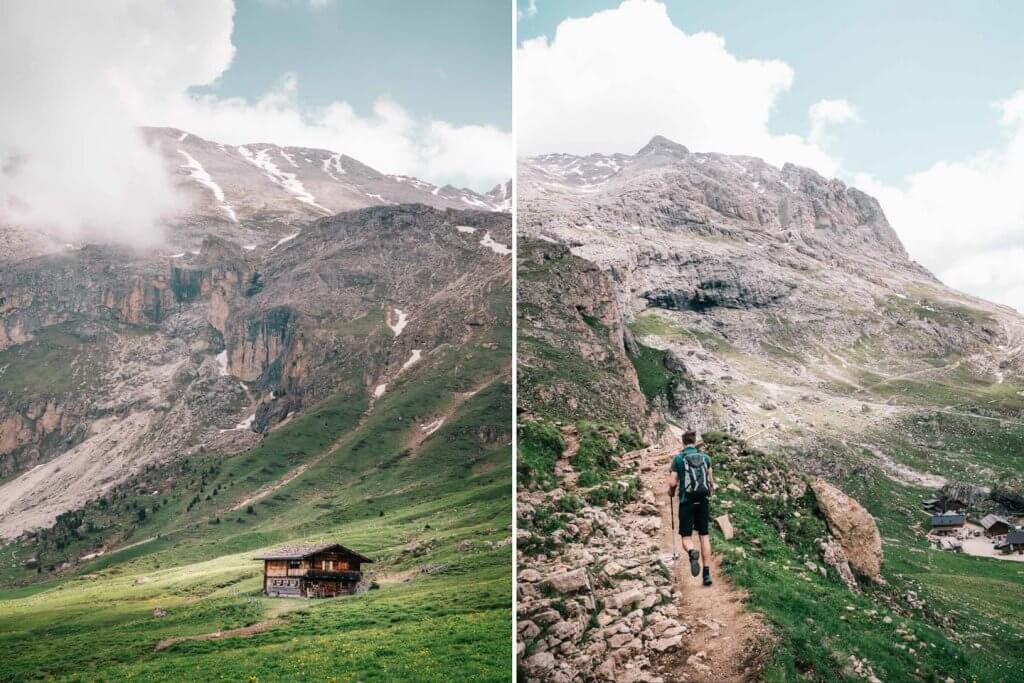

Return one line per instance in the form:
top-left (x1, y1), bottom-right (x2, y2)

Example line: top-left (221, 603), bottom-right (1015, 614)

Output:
top-left (0, 325), bottom-right (513, 681)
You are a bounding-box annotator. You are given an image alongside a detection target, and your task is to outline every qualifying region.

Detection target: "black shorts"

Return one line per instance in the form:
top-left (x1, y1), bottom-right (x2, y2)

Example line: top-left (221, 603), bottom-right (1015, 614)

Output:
top-left (679, 496), bottom-right (710, 536)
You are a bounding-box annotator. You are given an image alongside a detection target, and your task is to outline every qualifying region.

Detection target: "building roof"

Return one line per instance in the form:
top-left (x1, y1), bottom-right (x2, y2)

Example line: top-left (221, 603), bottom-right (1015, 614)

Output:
top-left (930, 514), bottom-right (966, 526)
top-left (253, 542), bottom-right (373, 562)
top-left (980, 514), bottom-right (1010, 530)
top-left (1007, 529), bottom-right (1024, 545)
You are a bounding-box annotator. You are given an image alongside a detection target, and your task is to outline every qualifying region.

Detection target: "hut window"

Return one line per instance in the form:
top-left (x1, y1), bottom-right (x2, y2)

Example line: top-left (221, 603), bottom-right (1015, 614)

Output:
top-left (288, 560), bottom-right (301, 569)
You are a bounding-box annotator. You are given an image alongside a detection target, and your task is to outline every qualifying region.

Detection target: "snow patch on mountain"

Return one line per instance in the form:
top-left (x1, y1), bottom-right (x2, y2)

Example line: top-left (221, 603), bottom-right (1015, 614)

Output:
top-left (401, 349), bottom-right (423, 371)
top-left (270, 232), bottom-right (300, 250)
top-left (321, 153), bottom-right (346, 181)
top-left (480, 232), bottom-right (511, 255)
top-left (278, 149), bottom-right (298, 168)
top-left (177, 150), bottom-right (237, 222)
top-left (237, 146), bottom-right (330, 213)
top-left (422, 417), bottom-right (445, 435)
top-left (215, 350), bottom-right (229, 376)
top-left (387, 308), bottom-right (409, 336)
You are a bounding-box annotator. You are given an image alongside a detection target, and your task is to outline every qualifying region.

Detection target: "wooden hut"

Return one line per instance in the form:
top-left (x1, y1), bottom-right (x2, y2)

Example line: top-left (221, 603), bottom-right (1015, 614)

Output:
top-left (999, 529), bottom-right (1024, 555)
top-left (254, 542), bottom-right (373, 598)
top-left (929, 513), bottom-right (966, 534)
top-left (980, 514), bottom-right (1010, 537)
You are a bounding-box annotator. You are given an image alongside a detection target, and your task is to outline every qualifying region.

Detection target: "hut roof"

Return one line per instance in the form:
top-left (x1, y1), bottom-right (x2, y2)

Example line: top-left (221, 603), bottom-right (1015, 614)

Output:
top-left (930, 514), bottom-right (966, 527)
top-left (253, 542), bottom-right (373, 562)
top-left (980, 514), bottom-right (1010, 530)
top-left (1007, 529), bottom-right (1024, 545)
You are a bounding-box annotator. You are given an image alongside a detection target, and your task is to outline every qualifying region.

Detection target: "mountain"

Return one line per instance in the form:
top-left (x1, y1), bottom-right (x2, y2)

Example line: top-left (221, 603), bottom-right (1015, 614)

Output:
top-left (0, 131), bottom-right (511, 680)
top-left (1, 127), bottom-right (510, 262)
top-left (517, 136), bottom-right (1024, 681)
top-left (520, 135), bottom-right (1023, 451)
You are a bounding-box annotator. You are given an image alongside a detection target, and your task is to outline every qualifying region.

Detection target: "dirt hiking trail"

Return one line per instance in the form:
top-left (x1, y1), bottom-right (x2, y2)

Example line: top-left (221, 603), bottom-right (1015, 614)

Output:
top-left (154, 619), bottom-right (280, 652)
top-left (641, 445), bottom-right (771, 682)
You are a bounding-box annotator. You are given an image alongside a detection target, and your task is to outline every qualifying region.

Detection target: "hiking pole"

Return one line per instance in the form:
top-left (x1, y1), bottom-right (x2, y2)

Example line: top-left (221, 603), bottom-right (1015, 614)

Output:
top-left (669, 493), bottom-right (679, 560)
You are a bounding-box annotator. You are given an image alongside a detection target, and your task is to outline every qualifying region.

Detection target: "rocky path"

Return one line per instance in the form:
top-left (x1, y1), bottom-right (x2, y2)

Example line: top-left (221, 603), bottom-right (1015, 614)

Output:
top-left (518, 435), bottom-right (771, 682)
top-left (638, 446), bottom-right (769, 683)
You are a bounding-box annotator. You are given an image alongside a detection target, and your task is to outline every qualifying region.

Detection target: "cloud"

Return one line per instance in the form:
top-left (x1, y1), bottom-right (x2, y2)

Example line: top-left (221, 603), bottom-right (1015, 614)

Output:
top-left (0, 1), bottom-right (235, 245)
top-left (0, 0), bottom-right (509, 246)
top-left (517, 0), bottom-right (843, 175)
top-left (854, 91), bottom-right (1024, 311)
top-left (809, 98), bottom-right (859, 145)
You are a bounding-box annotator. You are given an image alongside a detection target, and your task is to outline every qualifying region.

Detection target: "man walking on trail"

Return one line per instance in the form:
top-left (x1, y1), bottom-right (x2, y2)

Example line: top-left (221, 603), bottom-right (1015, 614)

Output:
top-left (667, 430), bottom-right (715, 586)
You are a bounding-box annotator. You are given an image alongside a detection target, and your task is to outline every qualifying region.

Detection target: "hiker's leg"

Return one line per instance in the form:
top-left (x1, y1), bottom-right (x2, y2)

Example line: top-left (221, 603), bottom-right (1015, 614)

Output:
top-left (680, 500), bottom-right (701, 575)
top-left (695, 499), bottom-right (711, 563)
top-left (699, 533), bottom-right (712, 563)
top-left (679, 500), bottom-right (695, 549)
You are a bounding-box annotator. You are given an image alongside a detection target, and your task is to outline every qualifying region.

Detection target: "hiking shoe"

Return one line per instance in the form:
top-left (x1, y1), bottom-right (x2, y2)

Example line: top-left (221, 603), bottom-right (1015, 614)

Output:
top-left (702, 568), bottom-right (713, 586)
top-left (688, 549), bottom-right (700, 577)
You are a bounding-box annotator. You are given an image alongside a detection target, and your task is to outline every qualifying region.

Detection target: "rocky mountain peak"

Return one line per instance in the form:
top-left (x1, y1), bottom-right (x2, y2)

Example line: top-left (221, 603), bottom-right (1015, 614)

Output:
top-left (636, 134), bottom-right (690, 157)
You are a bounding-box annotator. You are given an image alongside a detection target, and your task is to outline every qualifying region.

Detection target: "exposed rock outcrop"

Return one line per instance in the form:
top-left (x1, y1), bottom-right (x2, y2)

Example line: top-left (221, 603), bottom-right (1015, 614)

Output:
top-left (811, 478), bottom-right (883, 583)
top-left (517, 240), bottom-right (647, 428)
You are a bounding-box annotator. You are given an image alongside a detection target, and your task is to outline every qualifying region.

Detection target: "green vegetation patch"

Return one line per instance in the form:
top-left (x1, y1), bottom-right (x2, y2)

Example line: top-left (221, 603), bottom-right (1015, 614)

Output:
top-left (627, 344), bottom-right (674, 402)
top-left (517, 419), bottom-right (565, 490)
top-left (0, 323), bottom-right (109, 399)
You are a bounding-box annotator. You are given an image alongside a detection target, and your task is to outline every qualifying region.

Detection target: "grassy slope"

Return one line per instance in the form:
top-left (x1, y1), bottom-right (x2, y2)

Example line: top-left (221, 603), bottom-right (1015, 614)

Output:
top-left (0, 304), bottom-right (513, 681)
top-left (703, 433), bottom-right (1024, 683)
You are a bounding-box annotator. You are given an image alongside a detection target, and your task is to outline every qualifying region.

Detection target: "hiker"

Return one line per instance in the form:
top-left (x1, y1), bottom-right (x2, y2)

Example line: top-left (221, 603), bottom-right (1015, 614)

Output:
top-left (667, 430), bottom-right (715, 586)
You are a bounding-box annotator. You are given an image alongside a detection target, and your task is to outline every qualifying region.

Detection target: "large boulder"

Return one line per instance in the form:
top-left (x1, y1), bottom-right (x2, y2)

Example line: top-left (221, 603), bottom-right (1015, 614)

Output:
top-left (811, 478), bottom-right (883, 583)
top-left (990, 477), bottom-right (1024, 512)
top-left (941, 480), bottom-right (988, 509)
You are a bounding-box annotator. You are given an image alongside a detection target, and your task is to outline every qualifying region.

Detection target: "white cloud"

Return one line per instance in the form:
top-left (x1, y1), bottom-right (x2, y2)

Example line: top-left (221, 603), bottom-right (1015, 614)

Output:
top-left (0, 0), bottom-right (509, 246)
top-left (0, 1), bottom-right (235, 245)
top-left (809, 98), bottom-right (859, 145)
top-left (855, 93), bottom-right (1024, 311)
top-left (517, 0), bottom-right (843, 175)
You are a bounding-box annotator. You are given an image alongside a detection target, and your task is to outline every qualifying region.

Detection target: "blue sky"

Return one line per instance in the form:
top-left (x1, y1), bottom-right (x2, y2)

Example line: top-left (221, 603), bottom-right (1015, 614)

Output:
top-left (202, 0), bottom-right (511, 130)
top-left (518, 0), bottom-right (1023, 184)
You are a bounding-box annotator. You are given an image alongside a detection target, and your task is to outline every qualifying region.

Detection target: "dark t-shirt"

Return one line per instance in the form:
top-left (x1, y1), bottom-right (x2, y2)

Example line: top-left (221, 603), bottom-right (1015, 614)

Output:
top-left (670, 446), bottom-right (712, 503)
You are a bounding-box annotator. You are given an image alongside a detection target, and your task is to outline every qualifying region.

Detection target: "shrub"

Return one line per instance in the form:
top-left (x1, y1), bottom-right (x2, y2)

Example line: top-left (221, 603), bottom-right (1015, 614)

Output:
top-left (518, 419), bottom-right (565, 489)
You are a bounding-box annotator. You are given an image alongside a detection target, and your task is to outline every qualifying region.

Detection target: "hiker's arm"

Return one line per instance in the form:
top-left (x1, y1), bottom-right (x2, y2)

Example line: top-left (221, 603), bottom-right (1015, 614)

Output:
top-left (667, 470), bottom-right (678, 498)
top-left (708, 466), bottom-right (715, 496)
